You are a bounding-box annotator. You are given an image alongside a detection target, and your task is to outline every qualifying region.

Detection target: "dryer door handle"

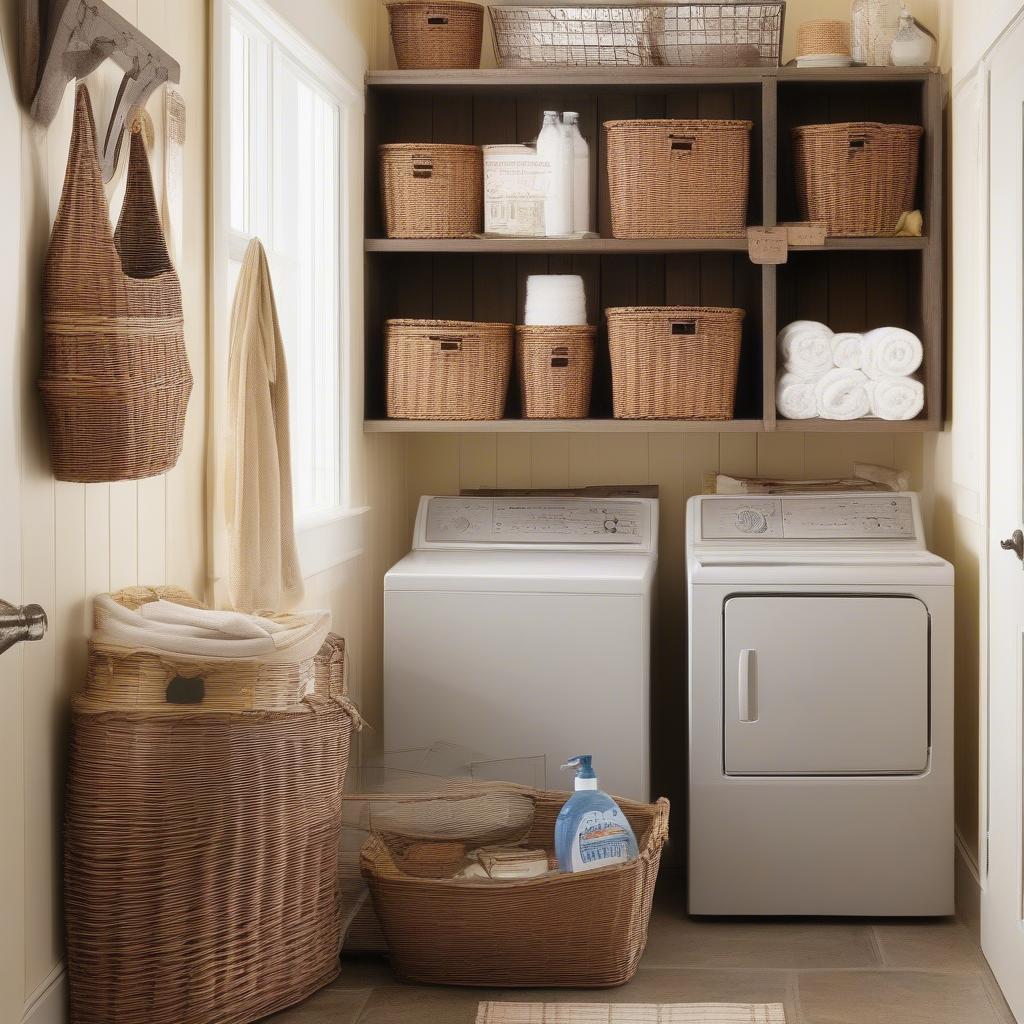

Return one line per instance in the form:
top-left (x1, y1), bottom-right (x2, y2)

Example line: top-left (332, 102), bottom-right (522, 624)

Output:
top-left (738, 649), bottom-right (758, 723)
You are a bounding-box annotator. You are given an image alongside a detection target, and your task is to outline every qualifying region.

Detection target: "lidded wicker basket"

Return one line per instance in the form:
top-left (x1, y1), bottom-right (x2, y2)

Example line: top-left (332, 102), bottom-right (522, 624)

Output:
top-left (796, 19), bottom-right (851, 57)
top-left (607, 305), bottom-right (744, 420)
top-left (605, 119), bottom-right (752, 238)
top-left (41, 84), bottom-right (191, 483)
top-left (360, 784), bottom-right (670, 987)
top-left (792, 122), bottom-right (923, 236)
top-left (516, 325), bottom-right (595, 419)
top-left (387, 318), bottom-right (513, 420)
top-left (380, 143), bottom-right (483, 238)
top-left (387, 1), bottom-right (484, 69)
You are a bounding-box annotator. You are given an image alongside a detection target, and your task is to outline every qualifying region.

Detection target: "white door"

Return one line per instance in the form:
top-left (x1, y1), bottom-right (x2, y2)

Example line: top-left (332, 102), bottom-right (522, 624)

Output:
top-left (984, 15), bottom-right (1024, 1020)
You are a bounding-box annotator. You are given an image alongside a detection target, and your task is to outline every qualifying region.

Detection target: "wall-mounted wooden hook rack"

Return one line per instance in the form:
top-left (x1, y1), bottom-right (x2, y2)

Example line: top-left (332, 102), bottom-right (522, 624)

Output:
top-left (22, 0), bottom-right (180, 182)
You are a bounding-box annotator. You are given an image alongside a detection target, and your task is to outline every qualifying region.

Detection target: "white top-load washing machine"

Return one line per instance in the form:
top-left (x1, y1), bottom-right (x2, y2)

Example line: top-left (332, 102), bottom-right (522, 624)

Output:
top-left (687, 492), bottom-right (953, 916)
top-left (384, 495), bottom-right (658, 800)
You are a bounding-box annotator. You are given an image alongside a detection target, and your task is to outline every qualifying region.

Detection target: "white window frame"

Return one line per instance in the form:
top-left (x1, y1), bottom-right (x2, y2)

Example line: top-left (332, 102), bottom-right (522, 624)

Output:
top-left (210, 0), bottom-right (366, 591)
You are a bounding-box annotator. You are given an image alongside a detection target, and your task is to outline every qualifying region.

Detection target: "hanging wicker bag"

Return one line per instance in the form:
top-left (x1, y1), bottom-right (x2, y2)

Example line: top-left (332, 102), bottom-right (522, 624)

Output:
top-left (607, 305), bottom-right (745, 420)
top-left (387, 318), bottom-right (513, 420)
top-left (65, 587), bottom-right (361, 1024)
top-left (361, 784), bottom-right (670, 987)
top-left (605, 119), bottom-right (752, 238)
top-left (792, 122), bottom-right (924, 236)
top-left (516, 325), bottom-right (595, 419)
top-left (387, 1), bottom-right (484, 68)
top-left (380, 143), bottom-right (483, 238)
top-left (40, 84), bottom-right (191, 482)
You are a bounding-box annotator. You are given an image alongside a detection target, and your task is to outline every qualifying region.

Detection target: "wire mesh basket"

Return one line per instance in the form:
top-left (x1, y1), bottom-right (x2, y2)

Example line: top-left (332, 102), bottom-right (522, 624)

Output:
top-left (489, 3), bottom-right (785, 68)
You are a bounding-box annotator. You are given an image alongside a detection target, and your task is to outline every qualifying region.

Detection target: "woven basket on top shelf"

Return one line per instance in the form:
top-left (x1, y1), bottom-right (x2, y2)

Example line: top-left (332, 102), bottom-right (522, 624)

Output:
top-left (516, 325), bottom-right (595, 419)
top-left (605, 119), bottom-right (752, 238)
top-left (796, 19), bottom-right (851, 57)
top-left (387, 1), bottom-right (484, 69)
top-left (792, 122), bottom-right (924, 237)
top-left (387, 318), bottom-right (513, 420)
top-left (607, 305), bottom-right (744, 420)
top-left (380, 143), bottom-right (483, 238)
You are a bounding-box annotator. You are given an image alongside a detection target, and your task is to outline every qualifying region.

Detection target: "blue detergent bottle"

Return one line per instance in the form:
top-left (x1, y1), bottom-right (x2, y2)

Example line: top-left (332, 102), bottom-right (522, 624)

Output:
top-left (554, 755), bottom-right (639, 873)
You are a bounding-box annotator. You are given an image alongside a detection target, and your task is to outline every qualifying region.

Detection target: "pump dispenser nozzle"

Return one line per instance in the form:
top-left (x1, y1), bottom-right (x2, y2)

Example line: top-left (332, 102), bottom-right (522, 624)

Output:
top-left (561, 754), bottom-right (598, 790)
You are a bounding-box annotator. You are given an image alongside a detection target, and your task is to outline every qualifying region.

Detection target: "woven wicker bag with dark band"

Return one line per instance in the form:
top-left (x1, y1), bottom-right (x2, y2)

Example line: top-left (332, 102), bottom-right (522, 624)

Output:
top-left (40, 84), bottom-right (192, 482)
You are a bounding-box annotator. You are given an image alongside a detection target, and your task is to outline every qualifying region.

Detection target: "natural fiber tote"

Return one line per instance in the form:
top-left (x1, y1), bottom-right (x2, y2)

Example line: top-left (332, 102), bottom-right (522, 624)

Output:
top-left (40, 84), bottom-right (192, 482)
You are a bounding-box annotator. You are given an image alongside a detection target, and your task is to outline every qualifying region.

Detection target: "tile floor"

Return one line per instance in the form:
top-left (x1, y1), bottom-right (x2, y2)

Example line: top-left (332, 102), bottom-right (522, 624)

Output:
top-left (266, 874), bottom-right (1015, 1024)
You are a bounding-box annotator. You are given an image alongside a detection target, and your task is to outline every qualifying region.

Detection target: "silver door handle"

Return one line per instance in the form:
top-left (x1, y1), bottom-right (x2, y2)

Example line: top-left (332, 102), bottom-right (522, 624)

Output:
top-left (738, 648), bottom-right (758, 723)
top-left (1000, 530), bottom-right (1024, 560)
top-left (0, 600), bottom-right (48, 657)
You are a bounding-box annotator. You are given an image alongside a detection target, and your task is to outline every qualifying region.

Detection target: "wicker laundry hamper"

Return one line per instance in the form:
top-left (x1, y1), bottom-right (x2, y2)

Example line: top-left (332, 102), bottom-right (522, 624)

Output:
top-left (41, 84), bottom-right (191, 483)
top-left (792, 122), bottom-right (924, 236)
top-left (516, 325), bottom-right (595, 419)
top-left (387, 318), bottom-right (513, 419)
top-left (65, 587), bottom-right (361, 1024)
top-left (607, 306), bottom-right (744, 420)
top-left (360, 784), bottom-right (670, 987)
top-left (380, 143), bottom-right (483, 238)
top-left (606, 119), bottom-right (752, 238)
top-left (387, 1), bottom-right (484, 68)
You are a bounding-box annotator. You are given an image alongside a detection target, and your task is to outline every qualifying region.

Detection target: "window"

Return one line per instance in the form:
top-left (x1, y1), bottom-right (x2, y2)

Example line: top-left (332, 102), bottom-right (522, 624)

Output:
top-left (213, 0), bottom-right (364, 583)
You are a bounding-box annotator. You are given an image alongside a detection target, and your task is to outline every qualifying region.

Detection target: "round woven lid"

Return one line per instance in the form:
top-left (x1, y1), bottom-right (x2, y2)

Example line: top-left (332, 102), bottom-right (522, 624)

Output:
top-left (796, 19), bottom-right (851, 58)
top-left (386, 1), bottom-right (483, 10)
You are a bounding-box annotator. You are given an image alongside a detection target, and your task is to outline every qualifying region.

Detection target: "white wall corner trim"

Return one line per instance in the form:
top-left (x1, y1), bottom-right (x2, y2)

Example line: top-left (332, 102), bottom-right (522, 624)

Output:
top-left (22, 962), bottom-right (66, 1024)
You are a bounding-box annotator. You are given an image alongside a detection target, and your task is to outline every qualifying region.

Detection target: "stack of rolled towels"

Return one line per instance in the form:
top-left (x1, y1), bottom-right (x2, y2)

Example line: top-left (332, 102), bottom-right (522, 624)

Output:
top-left (776, 320), bottom-right (924, 421)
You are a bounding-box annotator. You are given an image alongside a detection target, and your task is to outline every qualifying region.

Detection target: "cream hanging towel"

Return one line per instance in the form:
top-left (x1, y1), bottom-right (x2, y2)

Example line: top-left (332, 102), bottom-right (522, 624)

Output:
top-left (225, 238), bottom-right (304, 612)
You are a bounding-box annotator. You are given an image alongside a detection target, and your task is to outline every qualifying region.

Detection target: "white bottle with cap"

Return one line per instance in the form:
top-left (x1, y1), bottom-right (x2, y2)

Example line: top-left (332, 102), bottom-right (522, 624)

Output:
top-left (562, 112), bottom-right (590, 234)
top-left (536, 110), bottom-right (573, 236)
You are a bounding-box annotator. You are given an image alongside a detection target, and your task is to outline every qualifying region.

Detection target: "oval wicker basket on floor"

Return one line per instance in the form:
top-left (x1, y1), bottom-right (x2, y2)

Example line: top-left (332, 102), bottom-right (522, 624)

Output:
top-left (606, 119), bottom-right (752, 238)
top-left (380, 143), bottom-right (483, 238)
top-left (607, 305), bottom-right (745, 420)
top-left (65, 588), bottom-right (359, 1024)
top-left (41, 84), bottom-right (192, 483)
top-left (516, 325), bottom-right (595, 419)
top-left (387, 1), bottom-right (483, 68)
top-left (792, 122), bottom-right (923, 236)
top-left (387, 318), bottom-right (513, 420)
top-left (361, 786), bottom-right (670, 988)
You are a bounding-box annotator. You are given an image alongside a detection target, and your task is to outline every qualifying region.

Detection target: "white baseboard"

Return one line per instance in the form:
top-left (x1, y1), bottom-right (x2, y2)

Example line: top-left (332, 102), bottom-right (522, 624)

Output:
top-left (22, 963), bottom-right (67, 1024)
top-left (955, 829), bottom-right (981, 941)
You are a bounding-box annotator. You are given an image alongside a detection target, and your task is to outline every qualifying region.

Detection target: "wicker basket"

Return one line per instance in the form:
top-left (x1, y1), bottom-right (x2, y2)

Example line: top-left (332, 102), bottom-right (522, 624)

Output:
top-left (607, 305), bottom-right (744, 420)
top-left (387, 1), bottom-right (484, 68)
top-left (380, 143), bottom-right (483, 238)
top-left (65, 588), bottom-right (360, 1024)
top-left (792, 122), bottom-right (924, 237)
top-left (387, 319), bottom-right (513, 420)
top-left (606, 119), bottom-right (752, 238)
top-left (361, 786), bottom-right (670, 987)
top-left (796, 19), bottom-right (851, 57)
top-left (516, 325), bottom-right (595, 419)
top-left (41, 83), bottom-right (191, 483)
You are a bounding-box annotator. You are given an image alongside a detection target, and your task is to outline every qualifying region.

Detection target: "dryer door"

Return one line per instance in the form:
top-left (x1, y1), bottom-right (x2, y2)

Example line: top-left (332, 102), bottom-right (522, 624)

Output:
top-left (724, 595), bottom-right (929, 775)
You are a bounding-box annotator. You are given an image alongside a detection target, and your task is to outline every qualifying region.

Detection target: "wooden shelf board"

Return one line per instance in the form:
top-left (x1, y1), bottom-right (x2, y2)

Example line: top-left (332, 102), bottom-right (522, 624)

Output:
top-left (774, 417), bottom-right (937, 432)
top-left (367, 237), bottom-right (927, 254)
top-left (364, 418), bottom-right (767, 433)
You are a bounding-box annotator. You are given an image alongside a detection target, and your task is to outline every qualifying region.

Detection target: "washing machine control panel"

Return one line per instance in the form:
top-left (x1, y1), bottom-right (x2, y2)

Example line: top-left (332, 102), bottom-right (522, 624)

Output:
top-left (423, 497), bottom-right (652, 546)
top-left (700, 495), bottom-right (917, 541)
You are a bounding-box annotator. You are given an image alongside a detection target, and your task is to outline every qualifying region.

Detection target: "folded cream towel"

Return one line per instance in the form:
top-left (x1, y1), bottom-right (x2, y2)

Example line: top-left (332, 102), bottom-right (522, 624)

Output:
top-left (776, 372), bottom-right (820, 419)
top-left (524, 275), bottom-right (587, 326)
top-left (815, 367), bottom-right (871, 420)
top-left (830, 332), bottom-right (864, 370)
top-left (778, 320), bottom-right (834, 378)
top-left (870, 376), bottom-right (924, 420)
top-left (861, 327), bottom-right (923, 380)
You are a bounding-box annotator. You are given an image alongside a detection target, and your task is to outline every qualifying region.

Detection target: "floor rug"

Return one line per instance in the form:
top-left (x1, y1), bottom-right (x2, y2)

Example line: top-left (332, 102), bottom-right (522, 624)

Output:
top-left (476, 1003), bottom-right (787, 1023)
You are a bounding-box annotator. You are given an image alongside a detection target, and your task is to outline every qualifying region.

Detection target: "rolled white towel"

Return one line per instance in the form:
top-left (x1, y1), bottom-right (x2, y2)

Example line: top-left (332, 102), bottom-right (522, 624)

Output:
top-left (815, 367), bottom-right (871, 420)
top-left (779, 320), bottom-right (834, 378)
top-left (861, 327), bottom-right (923, 380)
top-left (870, 376), bottom-right (925, 420)
top-left (525, 274), bottom-right (587, 326)
top-left (830, 332), bottom-right (864, 370)
top-left (776, 372), bottom-right (820, 419)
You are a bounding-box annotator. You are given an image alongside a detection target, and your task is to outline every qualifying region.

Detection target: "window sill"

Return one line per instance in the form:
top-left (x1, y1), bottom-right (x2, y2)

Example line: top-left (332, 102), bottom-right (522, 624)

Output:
top-left (296, 505), bottom-right (369, 580)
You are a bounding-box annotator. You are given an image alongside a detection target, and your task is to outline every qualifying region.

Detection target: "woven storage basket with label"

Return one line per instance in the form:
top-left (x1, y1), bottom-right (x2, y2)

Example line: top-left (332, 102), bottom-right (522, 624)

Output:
top-left (516, 325), bottom-right (595, 419)
top-left (606, 119), bottom-right (752, 238)
top-left (792, 122), bottom-right (923, 236)
top-left (360, 784), bottom-right (670, 987)
top-left (65, 587), bottom-right (360, 1024)
top-left (41, 84), bottom-right (191, 482)
top-left (380, 143), bottom-right (483, 238)
top-left (387, 1), bottom-right (483, 68)
top-left (607, 305), bottom-right (744, 420)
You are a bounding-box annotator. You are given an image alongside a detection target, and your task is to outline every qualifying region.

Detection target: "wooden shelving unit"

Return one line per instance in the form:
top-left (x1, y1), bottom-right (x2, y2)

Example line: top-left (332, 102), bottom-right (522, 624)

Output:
top-left (364, 66), bottom-right (944, 433)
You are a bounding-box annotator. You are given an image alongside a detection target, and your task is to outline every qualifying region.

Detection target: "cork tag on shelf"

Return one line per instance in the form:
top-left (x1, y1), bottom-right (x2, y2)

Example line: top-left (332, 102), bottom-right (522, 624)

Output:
top-left (782, 221), bottom-right (827, 246)
top-left (747, 227), bottom-right (789, 264)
